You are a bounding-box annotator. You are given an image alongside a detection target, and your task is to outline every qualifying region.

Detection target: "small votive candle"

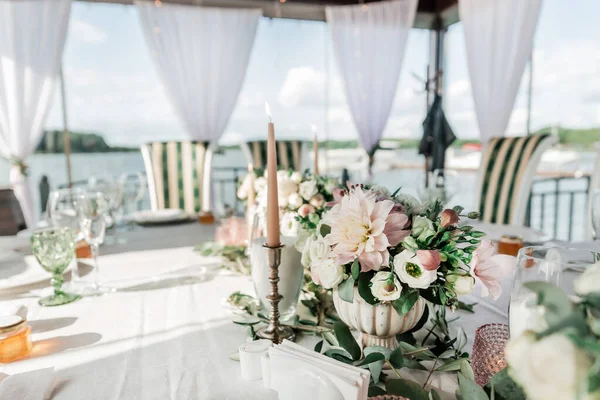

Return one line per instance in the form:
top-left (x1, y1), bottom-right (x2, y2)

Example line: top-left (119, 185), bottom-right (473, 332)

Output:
top-left (0, 315), bottom-right (32, 363)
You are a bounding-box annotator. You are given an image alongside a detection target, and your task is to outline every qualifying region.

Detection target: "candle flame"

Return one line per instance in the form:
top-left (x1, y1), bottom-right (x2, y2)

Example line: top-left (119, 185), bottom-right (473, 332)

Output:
top-left (265, 102), bottom-right (272, 122)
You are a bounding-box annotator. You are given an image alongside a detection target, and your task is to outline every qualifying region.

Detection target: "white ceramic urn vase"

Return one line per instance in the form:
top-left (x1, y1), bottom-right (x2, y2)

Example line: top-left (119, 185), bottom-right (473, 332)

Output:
top-left (333, 287), bottom-right (426, 350)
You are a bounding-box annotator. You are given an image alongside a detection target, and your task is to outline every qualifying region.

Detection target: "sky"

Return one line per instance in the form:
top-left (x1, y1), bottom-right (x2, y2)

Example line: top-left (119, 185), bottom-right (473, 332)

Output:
top-left (44, 0), bottom-right (600, 147)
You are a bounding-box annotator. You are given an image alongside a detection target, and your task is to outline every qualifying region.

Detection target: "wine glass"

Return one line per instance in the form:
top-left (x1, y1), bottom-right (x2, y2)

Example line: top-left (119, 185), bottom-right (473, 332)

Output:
top-left (119, 172), bottom-right (146, 229)
top-left (509, 246), bottom-right (599, 338)
top-left (90, 180), bottom-right (124, 243)
top-left (47, 188), bottom-right (87, 282)
top-left (76, 191), bottom-right (114, 295)
top-left (30, 227), bottom-right (81, 306)
top-left (591, 189), bottom-right (600, 240)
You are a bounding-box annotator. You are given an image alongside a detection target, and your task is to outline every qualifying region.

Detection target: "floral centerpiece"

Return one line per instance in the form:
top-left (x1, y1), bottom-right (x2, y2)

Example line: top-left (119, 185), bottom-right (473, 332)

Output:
top-left (237, 168), bottom-right (340, 236)
top-left (301, 184), bottom-right (510, 348)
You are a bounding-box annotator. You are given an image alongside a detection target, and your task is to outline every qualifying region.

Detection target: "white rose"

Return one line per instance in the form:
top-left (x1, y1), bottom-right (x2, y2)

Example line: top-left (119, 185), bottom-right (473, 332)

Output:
top-left (290, 171), bottom-right (302, 184)
top-left (454, 275), bottom-right (475, 295)
top-left (278, 194), bottom-right (289, 208)
top-left (309, 235), bottom-right (329, 264)
top-left (316, 258), bottom-right (345, 289)
top-left (506, 332), bottom-right (592, 400)
top-left (279, 179), bottom-right (299, 199)
top-left (280, 212), bottom-right (299, 236)
top-left (574, 262), bottom-right (600, 295)
top-left (288, 193), bottom-right (304, 209)
top-left (299, 180), bottom-right (318, 200)
top-left (393, 250), bottom-right (438, 289)
top-left (370, 271), bottom-right (402, 301)
top-left (254, 177), bottom-right (267, 193)
top-left (309, 194), bottom-right (325, 209)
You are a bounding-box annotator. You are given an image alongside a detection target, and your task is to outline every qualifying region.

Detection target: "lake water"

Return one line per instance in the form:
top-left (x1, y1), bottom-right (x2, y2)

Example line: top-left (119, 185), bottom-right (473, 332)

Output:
top-left (0, 148), bottom-right (594, 241)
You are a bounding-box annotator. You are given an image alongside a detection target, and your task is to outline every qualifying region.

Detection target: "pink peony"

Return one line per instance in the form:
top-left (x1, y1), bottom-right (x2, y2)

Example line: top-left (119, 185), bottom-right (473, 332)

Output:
top-left (323, 187), bottom-right (409, 272)
top-left (470, 240), bottom-right (514, 300)
top-left (416, 250), bottom-right (441, 271)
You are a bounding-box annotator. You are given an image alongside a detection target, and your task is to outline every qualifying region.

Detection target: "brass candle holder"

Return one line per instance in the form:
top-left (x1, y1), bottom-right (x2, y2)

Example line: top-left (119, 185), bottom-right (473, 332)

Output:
top-left (256, 243), bottom-right (295, 344)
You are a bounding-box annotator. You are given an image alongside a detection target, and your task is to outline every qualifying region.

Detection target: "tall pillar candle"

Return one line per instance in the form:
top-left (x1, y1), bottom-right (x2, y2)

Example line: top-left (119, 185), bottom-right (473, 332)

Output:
top-left (266, 107), bottom-right (280, 247)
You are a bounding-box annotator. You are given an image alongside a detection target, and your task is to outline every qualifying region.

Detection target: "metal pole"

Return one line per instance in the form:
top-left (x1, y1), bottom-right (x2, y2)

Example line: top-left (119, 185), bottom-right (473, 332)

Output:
top-left (59, 65), bottom-right (73, 188)
top-left (526, 53), bottom-right (534, 135)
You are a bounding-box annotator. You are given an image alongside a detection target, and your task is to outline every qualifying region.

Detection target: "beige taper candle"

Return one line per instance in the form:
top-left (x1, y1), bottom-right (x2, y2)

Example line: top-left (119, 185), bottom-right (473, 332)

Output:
top-left (266, 106), bottom-right (280, 247)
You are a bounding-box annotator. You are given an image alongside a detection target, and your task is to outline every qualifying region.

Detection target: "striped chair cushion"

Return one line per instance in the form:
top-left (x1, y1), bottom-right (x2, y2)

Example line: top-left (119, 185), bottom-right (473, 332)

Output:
top-left (247, 140), bottom-right (304, 171)
top-left (478, 134), bottom-right (552, 224)
top-left (141, 141), bottom-right (210, 214)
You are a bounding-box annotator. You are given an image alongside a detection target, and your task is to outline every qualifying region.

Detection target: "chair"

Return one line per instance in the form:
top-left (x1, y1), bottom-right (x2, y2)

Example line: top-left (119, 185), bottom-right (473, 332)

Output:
top-left (0, 187), bottom-right (26, 235)
top-left (474, 134), bottom-right (558, 226)
top-left (241, 140), bottom-right (307, 171)
top-left (140, 141), bottom-right (213, 214)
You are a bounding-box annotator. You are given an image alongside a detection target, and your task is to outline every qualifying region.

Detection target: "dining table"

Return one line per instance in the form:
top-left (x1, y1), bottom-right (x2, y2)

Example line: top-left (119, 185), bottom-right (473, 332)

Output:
top-left (0, 221), bottom-right (523, 400)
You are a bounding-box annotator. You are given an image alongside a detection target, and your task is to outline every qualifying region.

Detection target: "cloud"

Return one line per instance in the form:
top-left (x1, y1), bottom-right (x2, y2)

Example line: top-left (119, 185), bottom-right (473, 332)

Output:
top-left (70, 19), bottom-right (108, 44)
top-left (278, 66), bottom-right (346, 108)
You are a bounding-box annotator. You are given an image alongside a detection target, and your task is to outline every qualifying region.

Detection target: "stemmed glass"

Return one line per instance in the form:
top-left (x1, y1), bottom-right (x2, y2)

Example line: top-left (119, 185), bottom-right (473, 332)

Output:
top-left (47, 188), bottom-right (87, 283)
top-left (30, 227), bottom-right (81, 306)
top-left (509, 246), bottom-right (599, 338)
top-left (75, 191), bottom-right (114, 295)
top-left (90, 180), bottom-right (124, 244)
top-left (119, 172), bottom-right (146, 229)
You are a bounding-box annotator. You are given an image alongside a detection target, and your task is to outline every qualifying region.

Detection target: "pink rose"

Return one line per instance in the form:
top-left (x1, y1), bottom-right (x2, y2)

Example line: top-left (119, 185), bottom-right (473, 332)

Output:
top-left (416, 250), bottom-right (441, 271)
top-left (298, 204), bottom-right (316, 217)
top-left (440, 209), bottom-right (459, 228)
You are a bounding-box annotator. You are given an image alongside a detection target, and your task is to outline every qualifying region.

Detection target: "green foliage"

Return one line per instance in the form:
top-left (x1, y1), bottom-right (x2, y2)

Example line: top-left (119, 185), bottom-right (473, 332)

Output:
top-left (357, 271), bottom-right (378, 305)
top-left (333, 321), bottom-right (361, 361)
top-left (337, 277), bottom-right (355, 303)
top-left (392, 288), bottom-right (420, 317)
top-left (386, 379), bottom-right (430, 400)
top-left (484, 369), bottom-right (526, 400)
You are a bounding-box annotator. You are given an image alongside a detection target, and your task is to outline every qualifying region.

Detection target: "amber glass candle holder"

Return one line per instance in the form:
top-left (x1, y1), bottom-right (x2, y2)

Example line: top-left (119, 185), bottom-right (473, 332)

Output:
top-left (0, 316), bottom-right (32, 363)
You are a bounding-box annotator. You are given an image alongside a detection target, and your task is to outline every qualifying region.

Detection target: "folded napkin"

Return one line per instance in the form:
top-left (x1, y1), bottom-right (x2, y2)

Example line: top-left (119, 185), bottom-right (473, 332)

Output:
top-left (269, 340), bottom-right (369, 400)
top-left (0, 368), bottom-right (55, 400)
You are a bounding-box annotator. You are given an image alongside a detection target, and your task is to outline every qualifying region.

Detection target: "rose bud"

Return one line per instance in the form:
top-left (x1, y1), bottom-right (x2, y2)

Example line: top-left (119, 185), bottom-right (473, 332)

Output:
top-left (298, 204), bottom-right (316, 217)
top-left (416, 250), bottom-right (441, 271)
top-left (440, 209), bottom-right (459, 228)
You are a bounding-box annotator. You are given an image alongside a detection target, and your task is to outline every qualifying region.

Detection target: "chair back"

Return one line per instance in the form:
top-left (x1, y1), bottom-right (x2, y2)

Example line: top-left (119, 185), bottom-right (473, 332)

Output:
top-left (140, 141), bottom-right (212, 214)
top-left (242, 140), bottom-right (307, 171)
top-left (586, 142), bottom-right (600, 239)
top-left (474, 134), bottom-right (557, 226)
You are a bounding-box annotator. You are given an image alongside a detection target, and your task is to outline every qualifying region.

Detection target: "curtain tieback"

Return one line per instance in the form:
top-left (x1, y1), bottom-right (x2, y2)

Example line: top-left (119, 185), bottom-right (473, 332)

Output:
top-left (7, 157), bottom-right (28, 177)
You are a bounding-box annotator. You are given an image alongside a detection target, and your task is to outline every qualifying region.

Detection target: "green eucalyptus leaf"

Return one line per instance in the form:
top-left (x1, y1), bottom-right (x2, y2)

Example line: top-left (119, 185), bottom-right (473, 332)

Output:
top-left (409, 305), bottom-right (430, 333)
top-left (368, 385), bottom-right (387, 397)
top-left (323, 331), bottom-right (339, 347)
top-left (435, 358), bottom-right (464, 372)
top-left (386, 379), bottom-right (430, 400)
top-left (299, 319), bottom-right (317, 326)
top-left (484, 368), bottom-right (526, 400)
top-left (429, 389), bottom-right (442, 400)
top-left (403, 359), bottom-right (428, 370)
top-left (452, 206), bottom-right (464, 215)
top-left (358, 272), bottom-right (378, 305)
top-left (460, 359), bottom-right (475, 382)
top-left (397, 331), bottom-right (417, 346)
top-left (355, 352), bottom-right (385, 366)
top-left (524, 281), bottom-right (572, 325)
top-left (351, 259), bottom-right (360, 280)
top-left (364, 345), bottom-right (393, 360)
top-left (338, 277), bottom-right (355, 303)
top-left (389, 347), bottom-right (404, 369)
top-left (314, 340), bottom-right (324, 353)
top-left (333, 321), bottom-right (361, 361)
top-left (458, 373), bottom-right (488, 400)
top-left (392, 289), bottom-right (420, 317)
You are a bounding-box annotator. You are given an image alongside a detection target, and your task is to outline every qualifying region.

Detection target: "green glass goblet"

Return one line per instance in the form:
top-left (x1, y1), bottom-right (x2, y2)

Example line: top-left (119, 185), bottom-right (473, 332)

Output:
top-left (30, 227), bottom-right (81, 306)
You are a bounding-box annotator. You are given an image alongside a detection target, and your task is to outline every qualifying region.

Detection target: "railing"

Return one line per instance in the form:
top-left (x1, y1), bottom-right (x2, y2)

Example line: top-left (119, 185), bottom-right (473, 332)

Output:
top-left (525, 175), bottom-right (591, 241)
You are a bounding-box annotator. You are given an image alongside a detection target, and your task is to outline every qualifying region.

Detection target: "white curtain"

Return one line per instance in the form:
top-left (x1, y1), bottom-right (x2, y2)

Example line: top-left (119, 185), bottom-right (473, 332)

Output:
top-left (0, 0), bottom-right (72, 228)
top-left (459, 0), bottom-right (543, 142)
top-left (326, 0), bottom-right (417, 157)
top-left (135, 2), bottom-right (261, 143)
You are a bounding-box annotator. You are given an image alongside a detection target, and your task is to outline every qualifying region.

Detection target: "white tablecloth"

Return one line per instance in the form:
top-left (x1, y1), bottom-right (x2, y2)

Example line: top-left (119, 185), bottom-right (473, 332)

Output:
top-left (0, 224), bottom-right (514, 400)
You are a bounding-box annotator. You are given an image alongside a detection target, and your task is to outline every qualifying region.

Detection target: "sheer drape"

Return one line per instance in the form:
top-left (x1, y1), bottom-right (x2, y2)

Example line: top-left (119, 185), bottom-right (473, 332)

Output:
top-left (135, 2), bottom-right (261, 143)
top-left (459, 0), bottom-right (543, 142)
top-left (326, 0), bottom-right (417, 158)
top-left (0, 0), bottom-right (72, 228)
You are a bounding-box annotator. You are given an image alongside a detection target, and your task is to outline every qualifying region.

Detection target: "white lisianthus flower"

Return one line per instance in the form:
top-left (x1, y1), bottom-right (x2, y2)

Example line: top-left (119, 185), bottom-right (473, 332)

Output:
top-left (393, 250), bottom-right (438, 289)
top-left (412, 216), bottom-right (436, 242)
top-left (574, 262), bottom-right (600, 295)
top-left (316, 258), bottom-right (345, 289)
top-left (280, 212), bottom-right (299, 236)
top-left (505, 332), bottom-right (592, 400)
top-left (288, 193), bottom-right (304, 209)
top-left (290, 171), bottom-right (302, 184)
top-left (448, 275), bottom-right (475, 295)
top-left (370, 271), bottom-right (402, 301)
top-left (254, 176), bottom-right (267, 193)
top-left (324, 178), bottom-right (339, 194)
top-left (299, 179), bottom-right (318, 200)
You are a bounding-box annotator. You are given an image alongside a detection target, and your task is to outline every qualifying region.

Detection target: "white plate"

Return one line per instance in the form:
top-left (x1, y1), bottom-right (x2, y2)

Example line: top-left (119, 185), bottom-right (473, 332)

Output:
top-left (130, 209), bottom-right (190, 225)
top-left (468, 221), bottom-right (551, 243)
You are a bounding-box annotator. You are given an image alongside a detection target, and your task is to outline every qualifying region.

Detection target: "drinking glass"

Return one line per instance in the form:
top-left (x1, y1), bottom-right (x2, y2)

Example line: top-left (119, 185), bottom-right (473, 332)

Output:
top-left (591, 189), bottom-right (600, 240)
top-left (119, 172), bottom-right (146, 228)
top-left (76, 191), bottom-right (114, 295)
top-left (47, 188), bottom-right (87, 281)
top-left (30, 227), bottom-right (81, 306)
top-left (509, 246), bottom-right (599, 338)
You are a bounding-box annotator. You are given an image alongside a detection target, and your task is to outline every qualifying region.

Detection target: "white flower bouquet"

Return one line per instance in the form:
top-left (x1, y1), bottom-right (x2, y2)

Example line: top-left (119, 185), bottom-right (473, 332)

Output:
top-left (301, 184), bottom-right (512, 313)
